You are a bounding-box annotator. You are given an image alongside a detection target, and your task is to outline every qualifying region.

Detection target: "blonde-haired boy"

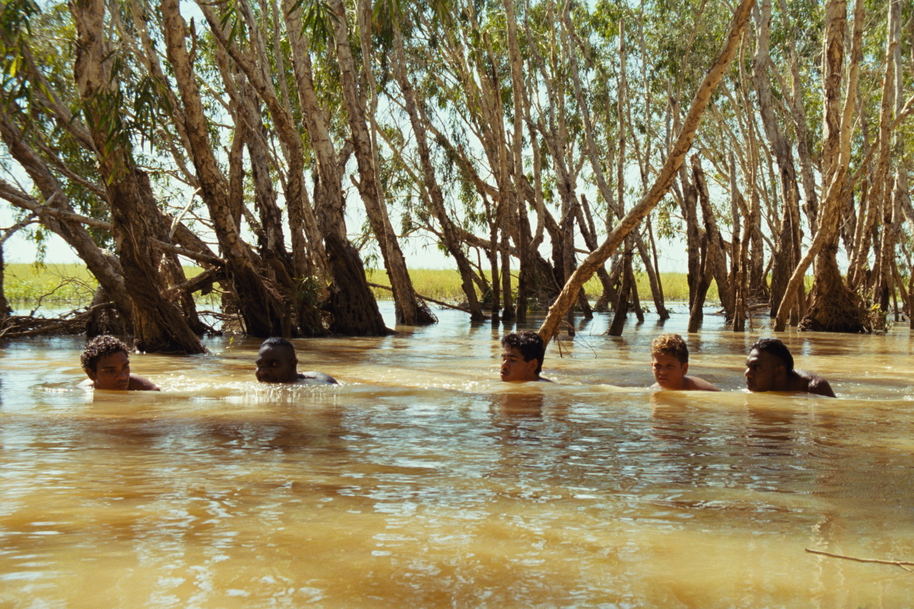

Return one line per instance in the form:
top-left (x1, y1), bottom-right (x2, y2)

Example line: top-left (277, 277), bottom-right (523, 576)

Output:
top-left (650, 333), bottom-right (719, 391)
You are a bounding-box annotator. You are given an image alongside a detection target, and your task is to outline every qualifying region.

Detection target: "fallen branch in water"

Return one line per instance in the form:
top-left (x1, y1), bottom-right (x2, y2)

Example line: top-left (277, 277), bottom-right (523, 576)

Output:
top-left (805, 548), bottom-right (914, 572)
top-left (0, 303), bottom-right (115, 339)
top-left (367, 282), bottom-right (470, 313)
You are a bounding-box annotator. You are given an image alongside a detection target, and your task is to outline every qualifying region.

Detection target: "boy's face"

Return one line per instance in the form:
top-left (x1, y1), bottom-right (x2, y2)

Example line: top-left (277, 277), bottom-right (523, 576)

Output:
top-left (500, 347), bottom-right (539, 382)
top-left (255, 345), bottom-right (298, 383)
top-left (744, 348), bottom-right (782, 392)
top-left (86, 350), bottom-right (131, 390)
top-left (652, 353), bottom-right (688, 390)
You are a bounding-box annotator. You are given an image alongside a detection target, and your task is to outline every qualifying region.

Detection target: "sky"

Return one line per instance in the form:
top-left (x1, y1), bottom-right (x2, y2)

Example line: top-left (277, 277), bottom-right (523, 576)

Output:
top-left (1, 203), bottom-right (691, 273)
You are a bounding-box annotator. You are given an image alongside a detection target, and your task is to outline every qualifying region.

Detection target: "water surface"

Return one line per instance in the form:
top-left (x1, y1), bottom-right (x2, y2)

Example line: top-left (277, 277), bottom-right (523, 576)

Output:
top-left (2, 304), bottom-right (914, 607)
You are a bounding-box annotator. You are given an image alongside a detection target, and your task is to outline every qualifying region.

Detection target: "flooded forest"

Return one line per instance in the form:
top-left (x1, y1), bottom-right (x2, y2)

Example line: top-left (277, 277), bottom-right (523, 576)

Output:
top-left (0, 0), bottom-right (912, 350)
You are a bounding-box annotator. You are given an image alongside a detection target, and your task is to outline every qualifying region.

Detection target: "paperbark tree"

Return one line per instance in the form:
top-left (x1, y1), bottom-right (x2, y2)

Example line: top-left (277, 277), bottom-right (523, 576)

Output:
top-left (281, 0), bottom-right (388, 336)
top-left (538, 0), bottom-right (755, 344)
top-left (330, 0), bottom-right (433, 327)
top-left (751, 0), bottom-right (803, 321)
top-left (774, 0), bottom-right (868, 333)
top-left (162, 0), bottom-right (305, 339)
top-left (70, 0), bottom-right (205, 353)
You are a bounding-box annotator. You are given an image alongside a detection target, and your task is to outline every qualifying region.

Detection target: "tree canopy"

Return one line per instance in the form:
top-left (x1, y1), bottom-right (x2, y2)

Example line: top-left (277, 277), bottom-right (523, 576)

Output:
top-left (1, 0), bottom-right (912, 350)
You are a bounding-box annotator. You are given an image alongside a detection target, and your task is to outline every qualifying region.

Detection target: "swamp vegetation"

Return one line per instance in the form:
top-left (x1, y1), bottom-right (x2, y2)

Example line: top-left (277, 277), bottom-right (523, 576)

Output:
top-left (0, 0), bottom-right (912, 350)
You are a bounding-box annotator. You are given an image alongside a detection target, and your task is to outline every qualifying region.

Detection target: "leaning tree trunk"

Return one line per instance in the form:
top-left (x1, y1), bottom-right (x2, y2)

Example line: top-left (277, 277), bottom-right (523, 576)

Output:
top-left (331, 0), bottom-right (432, 327)
top-left (389, 16), bottom-right (484, 321)
top-left (777, 0), bottom-right (868, 333)
top-left (163, 0), bottom-right (299, 339)
top-left (538, 0), bottom-right (755, 344)
top-left (71, 0), bottom-right (204, 353)
top-left (282, 0), bottom-right (387, 336)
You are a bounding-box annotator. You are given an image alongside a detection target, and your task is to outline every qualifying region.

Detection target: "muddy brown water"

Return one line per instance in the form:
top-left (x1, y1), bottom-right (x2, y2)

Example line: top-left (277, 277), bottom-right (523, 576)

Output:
top-left (2, 304), bottom-right (914, 607)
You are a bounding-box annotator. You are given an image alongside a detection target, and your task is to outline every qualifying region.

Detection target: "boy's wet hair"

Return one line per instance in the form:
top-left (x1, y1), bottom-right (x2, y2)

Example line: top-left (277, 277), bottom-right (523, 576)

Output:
top-left (651, 333), bottom-right (689, 364)
top-left (501, 331), bottom-right (545, 375)
top-left (261, 337), bottom-right (295, 351)
top-left (81, 335), bottom-right (129, 371)
top-left (750, 337), bottom-right (794, 372)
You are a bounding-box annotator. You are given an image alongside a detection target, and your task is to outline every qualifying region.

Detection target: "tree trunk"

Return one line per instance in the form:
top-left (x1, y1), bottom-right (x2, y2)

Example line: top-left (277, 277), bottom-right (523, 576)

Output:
top-left (577, 195), bottom-right (617, 312)
top-left (538, 0), bottom-right (754, 344)
top-left (752, 0), bottom-right (803, 318)
top-left (329, 0), bottom-right (432, 327)
top-left (503, 0), bottom-right (526, 323)
top-left (608, 252), bottom-right (634, 337)
top-left (692, 155), bottom-right (732, 319)
top-left (72, 0), bottom-right (204, 353)
top-left (688, 238), bottom-right (712, 333)
top-left (780, 0), bottom-right (868, 333)
top-left (729, 152), bottom-right (748, 331)
top-left (163, 0), bottom-right (303, 339)
top-left (281, 0), bottom-right (387, 336)
top-left (680, 165), bottom-right (703, 310)
top-left (871, 0), bottom-right (903, 319)
top-left (0, 242), bottom-right (8, 319)
top-left (387, 16), bottom-right (485, 322)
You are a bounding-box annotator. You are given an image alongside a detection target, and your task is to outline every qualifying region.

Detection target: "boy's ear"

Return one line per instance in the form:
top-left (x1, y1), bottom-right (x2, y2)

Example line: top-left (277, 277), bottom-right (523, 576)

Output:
top-left (84, 368), bottom-right (97, 381)
top-left (681, 362), bottom-right (689, 375)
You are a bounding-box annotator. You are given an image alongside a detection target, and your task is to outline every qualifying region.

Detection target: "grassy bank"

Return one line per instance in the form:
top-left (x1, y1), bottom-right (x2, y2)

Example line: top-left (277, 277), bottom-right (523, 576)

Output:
top-left (368, 268), bottom-right (717, 306)
top-left (3, 263), bottom-right (97, 307)
top-left (3, 262), bottom-right (717, 311)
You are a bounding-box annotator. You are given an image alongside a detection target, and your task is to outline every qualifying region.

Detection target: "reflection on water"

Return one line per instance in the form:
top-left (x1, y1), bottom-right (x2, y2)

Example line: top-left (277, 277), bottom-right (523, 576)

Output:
top-left (2, 304), bottom-right (914, 607)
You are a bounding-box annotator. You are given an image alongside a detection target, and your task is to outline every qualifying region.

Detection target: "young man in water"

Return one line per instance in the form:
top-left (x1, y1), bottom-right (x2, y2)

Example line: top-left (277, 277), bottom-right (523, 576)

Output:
top-left (500, 331), bottom-right (551, 382)
top-left (255, 337), bottom-right (338, 384)
top-left (650, 333), bottom-right (719, 391)
top-left (80, 335), bottom-right (160, 391)
top-left (744, 337), bottom-right (835, 397)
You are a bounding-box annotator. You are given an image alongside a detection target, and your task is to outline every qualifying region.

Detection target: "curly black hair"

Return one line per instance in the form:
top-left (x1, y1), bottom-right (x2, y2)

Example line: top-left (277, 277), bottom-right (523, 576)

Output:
top-left (501, 331), bottom-right (545, 375)
top-left (81, 335), bottom-right (130, 371)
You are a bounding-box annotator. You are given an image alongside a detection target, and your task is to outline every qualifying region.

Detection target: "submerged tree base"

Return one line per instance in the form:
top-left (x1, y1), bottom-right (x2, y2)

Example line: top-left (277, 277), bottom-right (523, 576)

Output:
top-left (799, 282), bottom-right (871, 333)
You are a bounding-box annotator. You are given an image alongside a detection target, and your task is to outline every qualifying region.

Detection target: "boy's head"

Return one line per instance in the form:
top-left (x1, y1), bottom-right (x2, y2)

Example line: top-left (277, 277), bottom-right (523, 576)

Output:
top-left (255, 337), bottom-right (299, 383)
top-left (500, 331), bottom-right (545, 382)
top-left (748, 337), bottom-right (793, 372)
top-left (81, 335), bottom-right (132, 390)
top-left (651, 334), bottom-right (689, 390)
top-left (745, 337), bottom-right (793, 392)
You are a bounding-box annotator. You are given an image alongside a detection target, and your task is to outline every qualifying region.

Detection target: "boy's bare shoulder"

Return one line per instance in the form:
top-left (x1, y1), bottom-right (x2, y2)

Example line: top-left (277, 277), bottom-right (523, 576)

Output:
top-left (683, 376), bottom-right (720, 392)
top-left (795, 370), bottom-right (835, 397)
top-left (128, 374), bottom-right (160, 391)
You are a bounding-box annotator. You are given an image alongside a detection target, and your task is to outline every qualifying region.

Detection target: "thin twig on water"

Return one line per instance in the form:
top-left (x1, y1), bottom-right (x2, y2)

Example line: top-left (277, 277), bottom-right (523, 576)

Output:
top-left (805, 548), bottom-right (914, 572)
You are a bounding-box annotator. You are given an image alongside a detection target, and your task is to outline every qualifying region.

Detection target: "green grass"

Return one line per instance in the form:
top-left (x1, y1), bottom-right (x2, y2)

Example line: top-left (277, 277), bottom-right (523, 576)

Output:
top-left (3, 263), bottom-right (97, 307)
top-left (4, 262), bottom-right (716, 312)
top-left (2, 263), bottom-right (215, 310)
top-left (369, 268), bottom-right (718, 306)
